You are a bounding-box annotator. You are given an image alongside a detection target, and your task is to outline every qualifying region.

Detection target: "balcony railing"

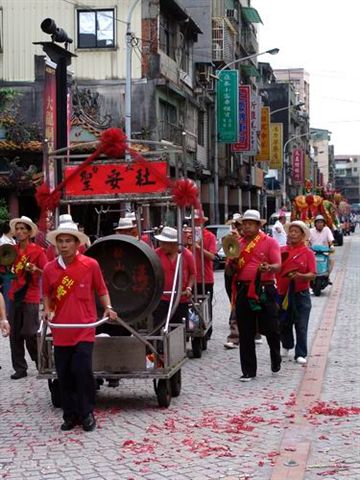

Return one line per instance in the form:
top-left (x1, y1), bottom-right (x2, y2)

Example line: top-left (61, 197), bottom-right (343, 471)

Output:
top-left (212, 17), bottom-right (236, 64)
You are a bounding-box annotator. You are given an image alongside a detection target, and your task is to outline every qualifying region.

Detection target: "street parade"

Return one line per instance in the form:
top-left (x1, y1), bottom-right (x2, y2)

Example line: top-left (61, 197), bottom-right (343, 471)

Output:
top-left (0, 1), bottom-right (360, 479)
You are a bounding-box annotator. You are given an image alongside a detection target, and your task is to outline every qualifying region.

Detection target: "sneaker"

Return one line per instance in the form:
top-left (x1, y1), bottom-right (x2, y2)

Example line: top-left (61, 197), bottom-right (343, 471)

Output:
top-left (224, 341), bottom-right (238, 349)
top-left (296, 356), bottom-right (307, 365)
top-left (255, 334), bottom-right (263, 345)
top-left (240, 374), bottom-right (255, 382)
top-left (82, 413), bottom-right (96, 432)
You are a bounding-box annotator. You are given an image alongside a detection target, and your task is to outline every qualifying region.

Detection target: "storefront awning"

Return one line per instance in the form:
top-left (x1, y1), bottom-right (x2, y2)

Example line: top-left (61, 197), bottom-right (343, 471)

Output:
top-left (240, 64), bottom-right (260, 78)
top-left (241, 7), bottom-right (263, 24)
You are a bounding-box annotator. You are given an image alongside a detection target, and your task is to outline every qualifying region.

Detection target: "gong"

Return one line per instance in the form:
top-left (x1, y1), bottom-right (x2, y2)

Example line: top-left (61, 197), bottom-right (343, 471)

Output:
top-left (0, 244), bottom-right (17, 266)
top-left (86, 235), bottom-right (164, 328)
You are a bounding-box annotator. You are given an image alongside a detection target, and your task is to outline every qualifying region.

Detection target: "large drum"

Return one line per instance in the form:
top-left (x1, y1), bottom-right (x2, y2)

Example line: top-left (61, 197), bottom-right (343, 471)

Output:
top-left (86, 235), bottom-right (164, 329)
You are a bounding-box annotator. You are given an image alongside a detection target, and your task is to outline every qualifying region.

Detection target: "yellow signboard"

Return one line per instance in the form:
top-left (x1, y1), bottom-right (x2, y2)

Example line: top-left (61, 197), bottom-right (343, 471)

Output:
top-left (269, 123), bottom-right (283, 169)
top-left (256, 107), bottom-right (270, 162)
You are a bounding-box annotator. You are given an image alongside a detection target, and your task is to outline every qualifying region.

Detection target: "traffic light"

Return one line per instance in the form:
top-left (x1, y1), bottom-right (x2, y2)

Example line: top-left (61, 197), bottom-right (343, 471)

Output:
top-left (41, 18), bottom-right (73, 45)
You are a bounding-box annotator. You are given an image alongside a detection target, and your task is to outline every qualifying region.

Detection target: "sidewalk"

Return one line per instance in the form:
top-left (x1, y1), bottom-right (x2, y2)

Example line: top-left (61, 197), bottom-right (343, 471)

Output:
top-left (0, 233), bottom-right (359, 480)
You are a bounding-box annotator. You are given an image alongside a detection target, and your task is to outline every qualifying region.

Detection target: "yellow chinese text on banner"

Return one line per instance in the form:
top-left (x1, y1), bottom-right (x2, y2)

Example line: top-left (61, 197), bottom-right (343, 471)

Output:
top-left (269, 123), bottom-right (283, 169)
top-left (256, 107), bottom-right (270, 162)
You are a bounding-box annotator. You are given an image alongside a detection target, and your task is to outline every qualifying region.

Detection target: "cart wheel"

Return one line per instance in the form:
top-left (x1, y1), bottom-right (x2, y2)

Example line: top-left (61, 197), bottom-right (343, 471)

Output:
top-left (156, 379), bottom-right (172, 408)
top-left (48, 379), bottom-right (62, 408)
top-left (202, 335), bottom-right (208, 351)
top-left (170, 370), bottom-right (182, 397)
top-left (191, 337), bottom-right (203, 358)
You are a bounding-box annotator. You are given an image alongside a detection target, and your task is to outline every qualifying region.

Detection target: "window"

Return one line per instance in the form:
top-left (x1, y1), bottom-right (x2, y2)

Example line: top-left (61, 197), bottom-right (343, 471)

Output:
top-left (77, 9), bottom-right (115, 49)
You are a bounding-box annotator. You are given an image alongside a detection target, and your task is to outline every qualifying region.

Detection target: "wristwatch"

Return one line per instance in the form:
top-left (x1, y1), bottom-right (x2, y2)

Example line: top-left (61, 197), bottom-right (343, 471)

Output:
top-left (106, 305), bottom-right (114, 310)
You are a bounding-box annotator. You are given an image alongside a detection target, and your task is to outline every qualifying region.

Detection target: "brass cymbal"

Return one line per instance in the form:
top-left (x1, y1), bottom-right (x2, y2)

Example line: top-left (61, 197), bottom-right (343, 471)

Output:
top-left (222, 234), bottom-right (240, 258)
top-left (0, 244), bottom-right (17, 266)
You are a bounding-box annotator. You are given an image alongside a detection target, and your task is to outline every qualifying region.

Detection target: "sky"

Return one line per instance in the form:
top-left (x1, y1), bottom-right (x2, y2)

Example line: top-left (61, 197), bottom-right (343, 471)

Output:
top-left (253, 0), bottom-right (360, 155)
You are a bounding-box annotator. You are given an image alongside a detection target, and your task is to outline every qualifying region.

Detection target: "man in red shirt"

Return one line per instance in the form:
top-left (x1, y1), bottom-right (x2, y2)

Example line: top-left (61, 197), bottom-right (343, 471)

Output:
top-left (278, 221), bottom-right (316, 364)
top-left (8, 216), bottom-right (48, 379)
top-left (42, 217), bottom-right (117, 432)
top-left (232, 210), bottom-right (281, 381)
top-left (152, 226), bottom-right (196, 330)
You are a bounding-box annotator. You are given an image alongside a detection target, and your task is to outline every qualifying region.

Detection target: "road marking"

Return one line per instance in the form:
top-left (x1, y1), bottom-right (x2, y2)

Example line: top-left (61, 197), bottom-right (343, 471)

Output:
top-left (270, 243), bottom-right (350, 480)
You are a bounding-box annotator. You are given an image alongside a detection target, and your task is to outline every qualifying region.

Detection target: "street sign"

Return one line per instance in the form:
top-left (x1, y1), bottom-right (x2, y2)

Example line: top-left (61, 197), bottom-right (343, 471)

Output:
top-left (216, 70), bottom-right (239, 143)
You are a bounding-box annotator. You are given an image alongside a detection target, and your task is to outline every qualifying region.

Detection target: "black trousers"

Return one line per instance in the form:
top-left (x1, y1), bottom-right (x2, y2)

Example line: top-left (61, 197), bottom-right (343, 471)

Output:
top-left (9, 301), bottom-right (39, 374)
top-left (54, 342), bottom-right (95, 421)
top-left (235, 284), bottom-right (281, 377)
top-left (196, 282), bottom-right (214, 321)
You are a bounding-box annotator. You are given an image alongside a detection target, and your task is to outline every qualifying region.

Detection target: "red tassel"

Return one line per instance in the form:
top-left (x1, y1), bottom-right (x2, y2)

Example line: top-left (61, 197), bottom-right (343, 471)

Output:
top-left (100, 128), bottom-right (127, 158)
top-left (171, 178), bottom-right (200, 209)
top-left (305, 195), bottom-right (314, 206)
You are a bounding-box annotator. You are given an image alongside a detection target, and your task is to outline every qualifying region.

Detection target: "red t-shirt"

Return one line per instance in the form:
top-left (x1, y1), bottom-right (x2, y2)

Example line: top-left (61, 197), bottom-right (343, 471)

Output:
top-left (156, 247), bottom-right (196, 303)
top-left (42, 254), bottom-right (108, 346)
top-left (9, 242), bottom-right (48, 303)
top-left (234, 233), bottom-right (281, 282)
top-left (277, 245), bottom-right (316, 295)
top-left (196, 229), bottom-right (217, 284)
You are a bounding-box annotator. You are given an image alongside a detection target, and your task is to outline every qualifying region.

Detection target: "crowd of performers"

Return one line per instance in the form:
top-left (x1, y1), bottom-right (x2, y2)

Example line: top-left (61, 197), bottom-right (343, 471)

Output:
top-left (0, 206), bottom-right (338, 431)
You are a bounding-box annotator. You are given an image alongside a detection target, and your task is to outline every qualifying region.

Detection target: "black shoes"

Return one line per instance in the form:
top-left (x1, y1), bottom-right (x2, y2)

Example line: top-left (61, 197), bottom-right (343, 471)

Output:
top-left (61, 417), bottom-right (78, 431)
top-left (61, 414), bottom-right (96, 432)
top-left (271, 363), bottom-right (281, 373)
top-left (10, 371), bottom-right (27, 380)
top-left (82, 413), bottom-right (96, 432)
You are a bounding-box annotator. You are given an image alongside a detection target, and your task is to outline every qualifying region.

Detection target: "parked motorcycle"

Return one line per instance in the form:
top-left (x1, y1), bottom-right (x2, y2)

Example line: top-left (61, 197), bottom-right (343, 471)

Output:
top-left (311, 245), bottom-right (331, 296)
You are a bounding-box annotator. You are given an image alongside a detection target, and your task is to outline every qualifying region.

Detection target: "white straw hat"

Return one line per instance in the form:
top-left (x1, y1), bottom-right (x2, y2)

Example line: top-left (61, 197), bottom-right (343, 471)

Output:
top-left (46, 214), bottom-right (88, 246)
top-left (238, 209), bottom-right (266, 226)
top-left (114, 217), bottom-right (135, 231)
top-left (10, 215), bottom-right (38, 238)
top-left (285, 220), bottom-right (310, 241)
top-left (154, 226), bottom-right (178, 242)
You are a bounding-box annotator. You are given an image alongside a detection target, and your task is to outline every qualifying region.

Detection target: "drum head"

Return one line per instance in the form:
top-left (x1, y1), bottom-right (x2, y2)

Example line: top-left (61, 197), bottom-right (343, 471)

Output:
top-left (86, 235), bottom-right (164, 329)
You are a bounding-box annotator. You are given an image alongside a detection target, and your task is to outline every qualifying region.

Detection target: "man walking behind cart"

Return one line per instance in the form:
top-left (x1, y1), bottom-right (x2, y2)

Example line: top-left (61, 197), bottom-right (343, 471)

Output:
top-left (152, 226), bottom-right (196, 329)
top-left (8, 216), bottom-right (48, 380)
top-left (232, 210), bottom-right (282, 381)
top-left (42, 215), bottom-right (117, 432)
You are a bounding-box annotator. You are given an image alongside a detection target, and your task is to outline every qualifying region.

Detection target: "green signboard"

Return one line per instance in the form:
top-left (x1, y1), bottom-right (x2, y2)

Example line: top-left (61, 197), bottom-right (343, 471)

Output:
top-left (216, 70), bottom-right (239, 143)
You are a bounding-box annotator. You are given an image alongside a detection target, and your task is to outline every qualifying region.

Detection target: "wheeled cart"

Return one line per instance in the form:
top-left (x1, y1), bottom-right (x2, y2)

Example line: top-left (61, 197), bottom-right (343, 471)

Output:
top-left (37, 316), bottom-right (186, 408)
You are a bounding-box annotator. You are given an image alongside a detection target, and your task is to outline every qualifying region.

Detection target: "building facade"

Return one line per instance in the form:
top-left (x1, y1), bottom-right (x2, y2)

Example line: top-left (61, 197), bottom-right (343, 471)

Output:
top-left (334, 155), bottom-right (360, 204)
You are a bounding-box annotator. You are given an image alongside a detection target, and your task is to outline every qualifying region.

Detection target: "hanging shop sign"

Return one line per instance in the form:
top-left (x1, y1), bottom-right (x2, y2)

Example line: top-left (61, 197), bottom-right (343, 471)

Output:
top-left (216, 70), bottom-right (239, 143)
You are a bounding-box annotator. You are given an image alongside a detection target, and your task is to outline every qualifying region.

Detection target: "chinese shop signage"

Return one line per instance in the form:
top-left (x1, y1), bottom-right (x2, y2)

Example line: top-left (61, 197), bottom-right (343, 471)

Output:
top-left (256, 107), bottom-right (270, 162)
top-left (292, 148), bottom-right (305, 183)
top-left (216, 70), bottom-right (239, 143)
top-left (231, 85), bottom-right (251, 152)
top-left (64, 161), bottom-right (168, 197)
top-left (269, 123), bottom-right (283, 169)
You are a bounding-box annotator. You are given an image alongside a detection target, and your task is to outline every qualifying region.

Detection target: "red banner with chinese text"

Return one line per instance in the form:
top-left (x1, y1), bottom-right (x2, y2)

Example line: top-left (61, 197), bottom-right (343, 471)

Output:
top-left (291, 148), bottom-right (304, 183)
top-left (64, 161), bottom-right (168, 196)
top-left (231, 85), bottom-right (251, 152)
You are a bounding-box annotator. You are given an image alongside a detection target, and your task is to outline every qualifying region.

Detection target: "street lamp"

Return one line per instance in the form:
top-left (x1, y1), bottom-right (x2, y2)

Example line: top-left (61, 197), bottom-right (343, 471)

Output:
top-left (125, 0), bottom-right (141, 145)
top-left (282, 131), bottom-right (312, 204)
top-left (270, 102), bottom-right (305, 116)
top-left (213, 48), bottom-right (279, 223)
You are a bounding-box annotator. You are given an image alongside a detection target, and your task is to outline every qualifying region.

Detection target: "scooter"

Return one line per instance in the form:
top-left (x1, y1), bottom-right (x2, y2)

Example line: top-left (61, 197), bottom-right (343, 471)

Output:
top-left (311, 245), bottom-right (331, 296)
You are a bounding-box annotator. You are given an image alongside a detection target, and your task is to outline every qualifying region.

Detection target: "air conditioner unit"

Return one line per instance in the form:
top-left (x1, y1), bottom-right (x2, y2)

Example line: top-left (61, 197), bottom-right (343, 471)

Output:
top-left (226, 9), bottom-right (238, 21)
